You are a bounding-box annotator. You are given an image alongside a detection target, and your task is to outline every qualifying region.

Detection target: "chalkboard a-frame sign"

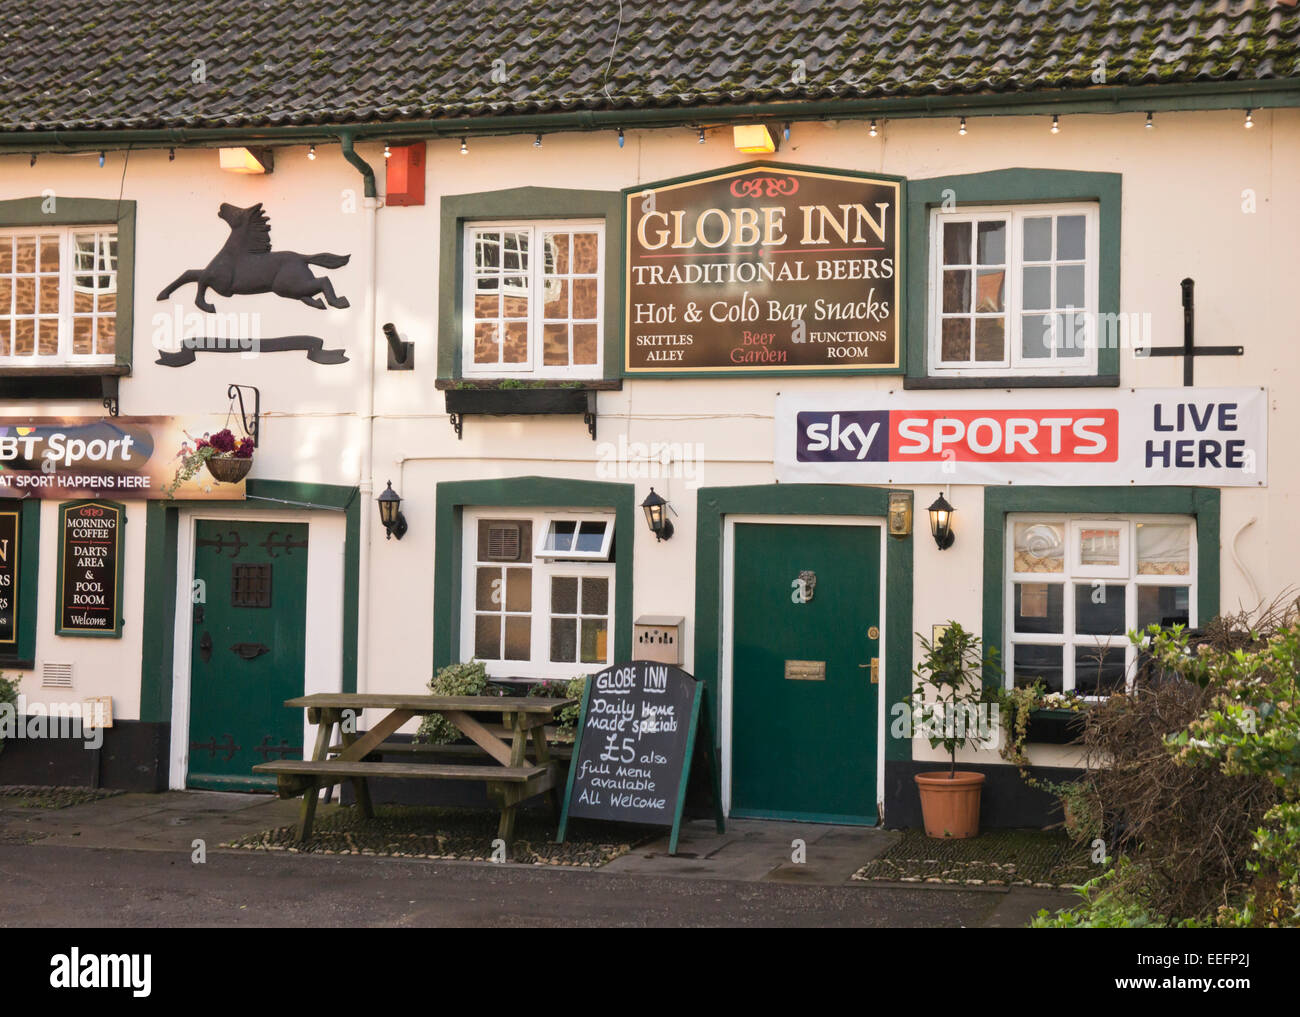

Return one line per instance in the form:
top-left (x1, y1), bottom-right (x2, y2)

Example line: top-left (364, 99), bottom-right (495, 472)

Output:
top-left (557, 661), bottom-right (723, 854)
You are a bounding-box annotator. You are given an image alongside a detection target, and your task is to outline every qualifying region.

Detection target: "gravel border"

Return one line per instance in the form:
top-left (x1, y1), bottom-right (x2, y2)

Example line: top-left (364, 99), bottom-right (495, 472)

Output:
top-left (0, 785), bottom-right (125, 810)
top-left (852, 829), bottom-right (1096, 889)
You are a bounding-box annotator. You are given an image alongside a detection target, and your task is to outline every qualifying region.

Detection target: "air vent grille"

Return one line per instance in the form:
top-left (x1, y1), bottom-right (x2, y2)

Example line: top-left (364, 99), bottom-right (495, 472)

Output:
top-left (487, 524), bottom-right (521, 561)
top-left (41, 661), bottom-right (73, 688)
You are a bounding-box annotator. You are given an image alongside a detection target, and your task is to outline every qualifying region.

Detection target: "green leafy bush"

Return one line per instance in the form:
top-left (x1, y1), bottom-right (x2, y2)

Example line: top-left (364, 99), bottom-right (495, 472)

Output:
top-left (527, 676), bottom-right (588, 742)
top-left (415, 660), bottom-right (488, 744)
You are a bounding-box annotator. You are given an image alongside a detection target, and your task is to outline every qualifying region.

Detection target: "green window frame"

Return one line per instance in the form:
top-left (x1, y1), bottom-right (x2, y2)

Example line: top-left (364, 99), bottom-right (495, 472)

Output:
top-left (0, 498), bottom-right (41, 668)
top-left (905, 169), bottom-right (1120, 389)
top-left (0, 197), bottom-right (135, 401)
top-left (438, 188), bottom-right (623, 382)
top-left (433, 476), bottom-right (635, 671)
top-left (981, 486), bottom-right (1220, 690)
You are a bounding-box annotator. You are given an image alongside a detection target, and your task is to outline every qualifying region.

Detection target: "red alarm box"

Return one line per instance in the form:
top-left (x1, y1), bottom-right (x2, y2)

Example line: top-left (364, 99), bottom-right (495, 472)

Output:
top-left (385, 141), bottom-right (425, 206)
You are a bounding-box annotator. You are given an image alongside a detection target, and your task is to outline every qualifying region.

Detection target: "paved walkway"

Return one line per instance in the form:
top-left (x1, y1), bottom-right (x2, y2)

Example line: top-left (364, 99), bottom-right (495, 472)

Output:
top-left (0, 790), bottom-right (1071, 927)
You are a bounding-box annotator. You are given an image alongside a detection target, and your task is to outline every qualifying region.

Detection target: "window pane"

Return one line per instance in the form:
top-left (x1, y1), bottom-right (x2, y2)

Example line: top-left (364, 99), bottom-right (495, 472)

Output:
top-left (15, 276), bottom-right (34, 315)
top-left (941, 269), bottom-right (970, 313)
top-left (1136, 523), bottom-right (1190, 575)
top-left (36, 319), bottom-right (56, 355)
top-left (581, 575), bottom-right (609, 614)
top-left (13, 317), bottom-right (33, 355)
top-left (475, 615), bottom-right (501, 659)
top-left (550, 575), bottom-right (578, 614)
top-left (1014, 582), bottom-right (1063, 634)
top-left (502, 321), bottom-right (528, 363)
top-left (573, 324), bottom-right (598, 365)
top-left (1137, 585), bottom-right (1190, 629)
top-left (1057, 215), bottom-right (1086, 260)
top-left (1057, 312), bottom-right (1085, 357)
top-left (942, 221), bottom-right (971, 265)
top-left (1014, 522), bottom-right (1064, 573)
top-left (95, 315), bottom-right (116, 356)
top-left (976, 221), bottom-right (1006, 264)
top-left (543, 322), bottom-right (569, 366)
top-left (572, 232), bottom-right (599, 274)
top-left (474, 322), bottom-right (501, 364)
top-left (1023, 266), bottom-right (1051, 310)
top-left (545, 232), bottom-right (569, 274)
top-left (1013, 644), bottom-right (1063, 693)
top-left (475, 566), bottom-right (502, 610)
top-left (73, 315), bottom-right (94, 355)
top-left (1020, 314), bottom-right (1053, 359)
top-left (1023, 217), bottom-right (1052, 261)
top-left (550, 617), bottom-right (577, 662)
top-left (974, 317), bottom-right (1004, 361)
top-left (1075, 645), bottom-right (1126, 696)
top-left (575, 522), bottom-right (607, 555)
top-left (1075, 583), bottom-right (1126, 635)
top-left (504, 616), bottom-right (531, 660)
top-left (38, 276), bottom-right (59, 314)
top-left (572, 278), bottom-right (598, 319)
top-left (543, 278), bottom-right (568, 319)
top-left (505, 567), bottom-right (531, 612)
top-left (545, 521), bottom-right (576, 554)
top-left (975, 269), bottom-right (1004, 312)
top-left (15, 237), bottom-right (35, 273)
top-left (940, 318), bottom-right (970, 361)
top-left (580, 617), bottom-right (608, 663)
top-left (1078, 525), bottom-right (1122, 569)
top-left (1056, 264), bottom-right (1085, 308)
top-left (475, 232), bottom-right (501, 270)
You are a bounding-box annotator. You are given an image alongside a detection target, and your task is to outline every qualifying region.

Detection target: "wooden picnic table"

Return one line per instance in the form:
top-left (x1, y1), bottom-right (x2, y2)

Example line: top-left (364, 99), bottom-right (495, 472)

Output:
top-left (252, 693), bottom-right (576, 855)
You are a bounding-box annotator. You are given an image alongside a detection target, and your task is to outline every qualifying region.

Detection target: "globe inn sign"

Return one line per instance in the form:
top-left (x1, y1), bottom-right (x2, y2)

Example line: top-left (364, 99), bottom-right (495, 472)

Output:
top-left (625, 165), bottom-right (901, 372)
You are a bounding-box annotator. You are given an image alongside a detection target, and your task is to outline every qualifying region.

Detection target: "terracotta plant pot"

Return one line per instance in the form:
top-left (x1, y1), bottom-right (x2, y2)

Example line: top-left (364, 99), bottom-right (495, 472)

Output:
top-left (914, 771), bottom-right (986, 839)
top-left (205, 456), bottom-right (253, 484)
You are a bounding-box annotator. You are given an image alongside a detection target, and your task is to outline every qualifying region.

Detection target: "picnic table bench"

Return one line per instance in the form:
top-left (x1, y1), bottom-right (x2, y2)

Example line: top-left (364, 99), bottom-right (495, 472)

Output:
top-left (252, 693), bottom-right (575, 855)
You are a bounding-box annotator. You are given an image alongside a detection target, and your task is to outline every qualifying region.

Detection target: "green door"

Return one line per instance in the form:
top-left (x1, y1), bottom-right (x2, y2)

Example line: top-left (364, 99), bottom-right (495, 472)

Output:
top-left (188, 520), bottom-right (309, 791)
top-left (731, 522), bottom-right (881, 824)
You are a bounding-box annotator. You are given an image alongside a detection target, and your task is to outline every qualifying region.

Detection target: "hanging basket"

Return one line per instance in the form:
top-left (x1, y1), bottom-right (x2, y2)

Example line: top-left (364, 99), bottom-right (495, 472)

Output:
top-left (205, 456), bottom-right (253, 484)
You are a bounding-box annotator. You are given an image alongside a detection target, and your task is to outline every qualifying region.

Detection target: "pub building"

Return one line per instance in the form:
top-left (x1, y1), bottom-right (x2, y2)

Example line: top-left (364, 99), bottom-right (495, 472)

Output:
top-left (0, 1), bottom-right (1293, 829)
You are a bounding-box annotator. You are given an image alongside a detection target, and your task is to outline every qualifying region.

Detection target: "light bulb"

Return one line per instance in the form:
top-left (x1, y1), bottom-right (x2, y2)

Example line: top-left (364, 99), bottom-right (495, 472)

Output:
top-left (1245, 109), bottom-right (1254, 129)
top-left (383, 143), bottom-right (391, 159)
top-left (869, 119), bottom-right (878, 137)
top-left (1145, 112), bottom-right (1154, 130)
top-left (958, 116), bottom-right (967, 136)
top-left (617, 128), bottom-right (624, 148)
top-left (308, 144), bottom-right (316, 160)
top-left (697, 128), bottom-right (705, 144)
top-left (534, 134), bottom-right (542, 147)
top-left (1051, 115), bottom-right (1060, 134)
top-left (460, 138), bottom-right (468, 155)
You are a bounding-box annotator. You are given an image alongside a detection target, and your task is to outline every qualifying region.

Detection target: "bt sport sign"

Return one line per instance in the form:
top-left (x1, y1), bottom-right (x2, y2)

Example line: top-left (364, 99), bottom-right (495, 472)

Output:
top-left (775, 388), bottom-right (1268, 487)
top-left (624, 164), bottom-right (901, 373)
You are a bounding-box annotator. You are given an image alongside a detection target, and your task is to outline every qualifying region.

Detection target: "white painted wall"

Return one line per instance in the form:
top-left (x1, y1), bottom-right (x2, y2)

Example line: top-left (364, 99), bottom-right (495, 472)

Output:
top-left (0, 109), bottom-right (1294, 783)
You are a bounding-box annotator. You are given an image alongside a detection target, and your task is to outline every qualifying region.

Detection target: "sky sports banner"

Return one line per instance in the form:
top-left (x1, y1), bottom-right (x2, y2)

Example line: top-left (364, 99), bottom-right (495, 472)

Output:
top-left (0, 417), bottom-right (246, 500)
top-left (775, 388), bottom-right (1267, 487)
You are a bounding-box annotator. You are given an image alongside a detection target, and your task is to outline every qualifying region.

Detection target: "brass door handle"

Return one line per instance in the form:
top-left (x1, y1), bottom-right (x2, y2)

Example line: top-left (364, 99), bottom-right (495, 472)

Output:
top-left (858, 658), bottom-right (880, 683)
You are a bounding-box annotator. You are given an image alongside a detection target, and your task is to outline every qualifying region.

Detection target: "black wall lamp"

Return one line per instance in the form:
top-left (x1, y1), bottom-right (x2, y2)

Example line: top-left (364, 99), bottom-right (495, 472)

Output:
top-left (377, 481), bottom-right (408, 540)
top-left (382, 322), bottom-right (413, 370)
top-left (927, 493), bottom-right (955, 550)
top-left (641, 488), bottom-right (674, 542)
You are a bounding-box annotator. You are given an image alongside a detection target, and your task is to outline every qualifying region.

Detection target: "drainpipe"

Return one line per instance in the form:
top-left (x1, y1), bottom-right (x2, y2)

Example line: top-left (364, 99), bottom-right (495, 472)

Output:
top-left (339, 130), bottom-right (379, 697)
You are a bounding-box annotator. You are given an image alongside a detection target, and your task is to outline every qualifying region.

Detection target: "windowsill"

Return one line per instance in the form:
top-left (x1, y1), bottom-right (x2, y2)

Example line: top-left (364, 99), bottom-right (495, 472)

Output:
top-left (0, 363), bottom-right (129, 377)
top-left (905, 373), bottom-right (1118, 390)
top-left (435, 378), bottom-right (620, 391)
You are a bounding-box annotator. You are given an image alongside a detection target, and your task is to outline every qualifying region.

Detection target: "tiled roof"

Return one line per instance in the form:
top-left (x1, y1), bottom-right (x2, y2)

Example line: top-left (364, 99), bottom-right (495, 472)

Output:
top-left (2, 0), bottom-right (1298, 133)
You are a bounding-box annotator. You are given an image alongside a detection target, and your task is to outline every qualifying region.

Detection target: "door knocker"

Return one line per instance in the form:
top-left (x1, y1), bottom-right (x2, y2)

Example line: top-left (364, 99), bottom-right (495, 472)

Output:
top-left (791, 570), bottom-right (817, 604)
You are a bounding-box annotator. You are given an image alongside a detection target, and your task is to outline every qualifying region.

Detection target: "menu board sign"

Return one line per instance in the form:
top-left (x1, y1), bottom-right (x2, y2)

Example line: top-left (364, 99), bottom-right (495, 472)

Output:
top-left (57, 500), bottom-right (124, 638)
top-left (558, 661), bottom-right (722, 853)
top-left (625, 164), bottom-right (901, 373)
top-left (0, 509), bottom-right (18, 646)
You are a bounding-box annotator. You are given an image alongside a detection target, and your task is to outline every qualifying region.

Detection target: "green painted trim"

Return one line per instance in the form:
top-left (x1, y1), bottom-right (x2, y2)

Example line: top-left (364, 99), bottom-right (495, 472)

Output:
top-left (980, 486), bottom-right (1222, 689)
top-left (137, 480), bottom-right (361, 723)
top-left (620, 161), bottom-right (908, 379)
top-left (4, 79), bottom-right (1299, 152)
top-left (432, 476), bottom-right (635, 670)
top-left (692, 484), bottom-right (914, 763)
top-left (54, 499), bottom-right (126, 638)
top-left (729, 807), bottom-right (879, 826)
top-left (0, 499), bottom-right (41, 667)
top-left (904, 168), bottom-right (1121, 387)
top-left (0, 197), bottom-right (136, 374)
top-left (437, 187), bottom-right (623, 381)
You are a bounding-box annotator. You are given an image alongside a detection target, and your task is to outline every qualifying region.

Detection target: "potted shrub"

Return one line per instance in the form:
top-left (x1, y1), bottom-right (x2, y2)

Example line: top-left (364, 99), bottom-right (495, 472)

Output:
top-left (908, 621), bottom-right (1001, 839)
top-left (165, 428), bottom-right (255, 496)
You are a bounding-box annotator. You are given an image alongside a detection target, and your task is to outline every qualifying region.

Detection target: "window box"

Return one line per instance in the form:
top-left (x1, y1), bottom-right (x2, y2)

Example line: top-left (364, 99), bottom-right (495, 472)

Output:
top-left (1025, 707), bottom-right (1086, 745)
top-left (443, 385), bottom-right (597, 439)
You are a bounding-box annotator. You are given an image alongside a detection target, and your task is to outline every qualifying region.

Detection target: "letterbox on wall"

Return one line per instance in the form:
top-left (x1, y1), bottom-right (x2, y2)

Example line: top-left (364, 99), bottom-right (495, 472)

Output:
top-left (385, 142), bottom-right (426, 206)
top-left (634, 615), bottom-right (684, 666)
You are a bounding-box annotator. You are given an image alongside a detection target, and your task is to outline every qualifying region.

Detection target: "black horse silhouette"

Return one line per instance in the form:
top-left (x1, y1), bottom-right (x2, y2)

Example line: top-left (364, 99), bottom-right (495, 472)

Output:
top-left (157, 203), bottom-right (351, 313)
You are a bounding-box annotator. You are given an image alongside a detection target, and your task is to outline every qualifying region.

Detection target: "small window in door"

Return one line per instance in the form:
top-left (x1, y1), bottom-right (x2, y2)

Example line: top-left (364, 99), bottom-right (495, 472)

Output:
top-left (231, 564), bottom-right (272, 608)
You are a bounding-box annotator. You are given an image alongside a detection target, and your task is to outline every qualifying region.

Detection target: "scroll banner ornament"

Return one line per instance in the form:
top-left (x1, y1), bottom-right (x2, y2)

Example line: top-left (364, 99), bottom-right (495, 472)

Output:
top-left (0, 418), bottom-right (246, 500)
top-left (774, 387), bottom-right (1268, 487)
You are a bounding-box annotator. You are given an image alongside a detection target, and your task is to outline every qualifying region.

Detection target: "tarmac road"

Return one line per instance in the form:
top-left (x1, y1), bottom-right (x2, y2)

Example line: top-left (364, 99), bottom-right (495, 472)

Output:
top-left (0, 843), bottom-right (1052, 928)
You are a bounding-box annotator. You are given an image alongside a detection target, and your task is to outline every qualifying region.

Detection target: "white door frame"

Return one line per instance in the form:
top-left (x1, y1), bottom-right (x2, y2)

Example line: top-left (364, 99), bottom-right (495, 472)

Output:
top-left (168, 507), bottom-right (347, 790)
top-left (720, 514), bottom-right (889, 819)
